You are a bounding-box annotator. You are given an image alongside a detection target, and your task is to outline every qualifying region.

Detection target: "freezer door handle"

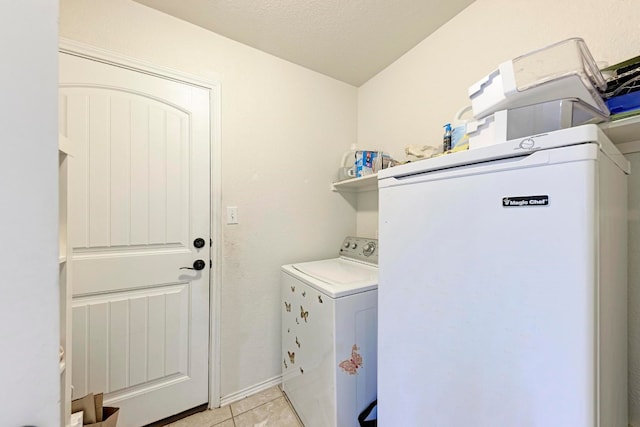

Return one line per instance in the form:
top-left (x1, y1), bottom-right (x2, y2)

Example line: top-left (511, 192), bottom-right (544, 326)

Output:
top-left (388, 149), bottom-right (554, 186)
top-left (381, 143), bottom-right (602, 189)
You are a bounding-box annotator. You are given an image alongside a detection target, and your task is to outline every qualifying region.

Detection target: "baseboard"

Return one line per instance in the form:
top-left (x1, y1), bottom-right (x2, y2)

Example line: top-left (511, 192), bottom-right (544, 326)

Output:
top-left (219, 374), bottom-right (283, 407)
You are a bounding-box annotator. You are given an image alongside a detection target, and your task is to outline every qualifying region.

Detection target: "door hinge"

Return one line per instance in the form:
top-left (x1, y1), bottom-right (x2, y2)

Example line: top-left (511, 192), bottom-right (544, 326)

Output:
top-left (210, 259), bottom-right (212, 268)
top-left (210, 238), bottom-right (213, 247)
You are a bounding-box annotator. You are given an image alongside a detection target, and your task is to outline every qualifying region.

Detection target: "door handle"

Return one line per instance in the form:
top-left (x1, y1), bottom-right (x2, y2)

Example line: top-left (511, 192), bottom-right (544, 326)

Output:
top-left (180, 259), bottom-right (206, 271)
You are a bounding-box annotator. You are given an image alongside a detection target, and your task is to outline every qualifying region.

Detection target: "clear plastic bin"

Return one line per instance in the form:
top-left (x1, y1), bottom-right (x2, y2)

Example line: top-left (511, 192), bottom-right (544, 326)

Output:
top-left (467, 98), bottom-right (608, 150)
top-left (469, 38), bottom-right (608, 119)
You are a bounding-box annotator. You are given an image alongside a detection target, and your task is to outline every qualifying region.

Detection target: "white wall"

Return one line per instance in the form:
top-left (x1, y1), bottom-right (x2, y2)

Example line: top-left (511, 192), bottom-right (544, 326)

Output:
top-left (359, 0), bottom-right (640, 165)
top-left (0, 2), bottom-right (59, 426)
top-left (357, 0), bottom-right (640, 423)
top-left (59, 0), bottom-right (357, 399)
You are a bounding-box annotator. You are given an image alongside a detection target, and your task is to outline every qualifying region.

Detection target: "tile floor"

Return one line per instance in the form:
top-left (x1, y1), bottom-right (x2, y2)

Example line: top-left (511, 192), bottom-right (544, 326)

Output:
top-left (165, 386), bottom-right (303, 427)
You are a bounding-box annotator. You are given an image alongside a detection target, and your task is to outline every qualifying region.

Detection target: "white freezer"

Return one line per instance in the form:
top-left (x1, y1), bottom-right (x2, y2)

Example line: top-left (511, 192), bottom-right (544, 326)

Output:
top-left (377, 125), bottom-right (628, 427)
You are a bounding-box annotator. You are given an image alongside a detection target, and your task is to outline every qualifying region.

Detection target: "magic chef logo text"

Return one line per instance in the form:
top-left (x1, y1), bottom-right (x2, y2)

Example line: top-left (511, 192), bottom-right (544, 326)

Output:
top-left (502, 195), bottom-right (549, 207)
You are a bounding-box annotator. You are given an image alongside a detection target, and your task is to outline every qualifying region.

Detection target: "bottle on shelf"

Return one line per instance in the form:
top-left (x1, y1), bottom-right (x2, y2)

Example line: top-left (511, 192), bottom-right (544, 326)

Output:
top-left (339, 143), bottom-right (357, 181)
top-left (443, 123), bottom-right (452, 153)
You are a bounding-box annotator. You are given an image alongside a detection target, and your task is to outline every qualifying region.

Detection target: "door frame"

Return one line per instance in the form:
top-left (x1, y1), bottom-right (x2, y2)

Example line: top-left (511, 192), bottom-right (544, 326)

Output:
top-left (59, 38), bottom-right (223, 409)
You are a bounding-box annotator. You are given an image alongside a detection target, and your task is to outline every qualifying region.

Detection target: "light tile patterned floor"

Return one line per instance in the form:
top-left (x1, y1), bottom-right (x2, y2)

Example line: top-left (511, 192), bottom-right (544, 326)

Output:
top-left (165, 386), bottom-right (303, 427)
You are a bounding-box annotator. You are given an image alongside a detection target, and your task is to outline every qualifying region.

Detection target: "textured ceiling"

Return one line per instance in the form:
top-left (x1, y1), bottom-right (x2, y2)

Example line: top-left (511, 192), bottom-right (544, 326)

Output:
top-left (133, 0), bottom-right (475, 86)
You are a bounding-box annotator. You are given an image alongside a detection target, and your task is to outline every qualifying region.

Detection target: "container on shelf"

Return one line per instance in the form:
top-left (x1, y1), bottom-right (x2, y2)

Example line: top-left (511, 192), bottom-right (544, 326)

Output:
top-left (468, 38), bottom-right (608, 119)
top-left (606, 91), bottom-right (640, 116)
top-left (338, 144), bottom-right (358, 182)
top-left (442, 123), bottom-right (452, 153)
top-left (451, 106), bottom-right (472, 149)
top-left (356, 150), bottom-right (379, 177)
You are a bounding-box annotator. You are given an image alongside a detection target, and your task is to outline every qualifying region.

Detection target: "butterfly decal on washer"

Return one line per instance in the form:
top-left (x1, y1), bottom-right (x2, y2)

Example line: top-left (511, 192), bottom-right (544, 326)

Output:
top-left (300, 306), bottom-right (309, 323)
top-left (288, 351), bottom-right (295, 364)
top-left (284, 301), bottom-right (291, 312)
top-left (339, 344), bottom-right (363, 376)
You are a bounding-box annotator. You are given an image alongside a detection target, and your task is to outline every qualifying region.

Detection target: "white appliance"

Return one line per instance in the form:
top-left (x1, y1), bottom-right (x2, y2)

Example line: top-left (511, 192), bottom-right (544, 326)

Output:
top-left (377, 124), bottom-right (629, 427)
top-left (281, 236), bottom-right (379, 427)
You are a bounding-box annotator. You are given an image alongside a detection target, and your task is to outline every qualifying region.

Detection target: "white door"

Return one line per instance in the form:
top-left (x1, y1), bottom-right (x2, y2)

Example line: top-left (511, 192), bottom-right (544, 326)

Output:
top-left (59, 52), bottom-right (211, 427)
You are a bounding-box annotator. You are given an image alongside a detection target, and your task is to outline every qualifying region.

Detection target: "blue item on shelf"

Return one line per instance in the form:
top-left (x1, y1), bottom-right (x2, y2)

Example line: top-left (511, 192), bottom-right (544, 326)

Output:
top-left (606, 91), bottom-right (640, 115)
top-left (355, 151), bottom-right (378, 177)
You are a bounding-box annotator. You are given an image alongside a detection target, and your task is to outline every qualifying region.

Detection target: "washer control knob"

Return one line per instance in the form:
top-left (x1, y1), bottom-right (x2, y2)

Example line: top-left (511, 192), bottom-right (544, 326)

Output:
top-left (363, 242), bottom-right (376, 257)
top-left (351, 243), bottom-right (358, 249)
top-left (344, 241), bottom-right (350, 248)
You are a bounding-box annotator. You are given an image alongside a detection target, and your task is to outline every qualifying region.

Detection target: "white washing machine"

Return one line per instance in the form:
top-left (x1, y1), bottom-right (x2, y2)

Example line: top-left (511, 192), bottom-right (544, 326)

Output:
top-left (281, 236), bottom-right (378, 427)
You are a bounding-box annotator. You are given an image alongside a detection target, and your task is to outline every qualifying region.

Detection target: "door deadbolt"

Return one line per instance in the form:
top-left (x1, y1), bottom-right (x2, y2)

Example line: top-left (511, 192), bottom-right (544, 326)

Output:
top-left (193, 238), bottom-right (206, 249)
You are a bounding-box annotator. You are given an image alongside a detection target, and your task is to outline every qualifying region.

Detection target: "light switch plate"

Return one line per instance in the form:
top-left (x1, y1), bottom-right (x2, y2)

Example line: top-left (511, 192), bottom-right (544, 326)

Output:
top-left (227, 206), bottom-right (238, 224)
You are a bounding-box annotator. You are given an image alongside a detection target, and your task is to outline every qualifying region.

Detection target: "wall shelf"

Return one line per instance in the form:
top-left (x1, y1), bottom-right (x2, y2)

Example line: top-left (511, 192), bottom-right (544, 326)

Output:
top-left (332, 173), bottom-right (378, 192)
top-left (600, 115), bottom-right (640, 154)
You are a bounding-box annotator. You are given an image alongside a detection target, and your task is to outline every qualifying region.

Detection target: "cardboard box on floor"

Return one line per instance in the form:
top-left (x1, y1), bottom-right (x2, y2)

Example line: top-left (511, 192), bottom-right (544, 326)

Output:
top-left (71, 392), bottom-right (119, 427)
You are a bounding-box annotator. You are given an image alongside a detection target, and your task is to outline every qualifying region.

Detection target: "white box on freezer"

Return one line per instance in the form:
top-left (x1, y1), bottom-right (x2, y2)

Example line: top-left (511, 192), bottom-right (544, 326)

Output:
top-left (468, 38), bottom-right (608, 119)
top-left (467, 98), bottom-right (608, 150)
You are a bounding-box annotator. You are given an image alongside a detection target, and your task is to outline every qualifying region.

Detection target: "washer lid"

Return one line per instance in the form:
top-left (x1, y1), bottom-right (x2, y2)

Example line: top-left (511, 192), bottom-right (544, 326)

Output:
top-left (286, 257), bottom-right (378, 298)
